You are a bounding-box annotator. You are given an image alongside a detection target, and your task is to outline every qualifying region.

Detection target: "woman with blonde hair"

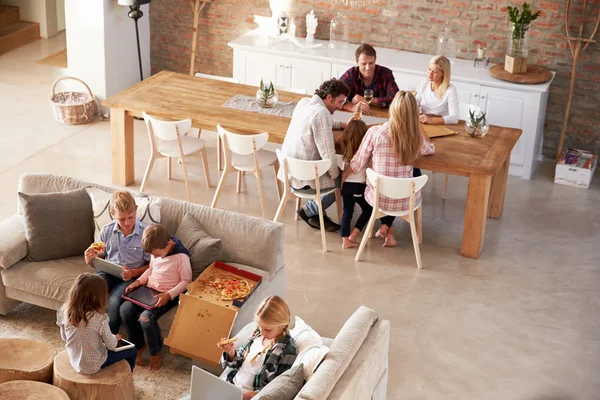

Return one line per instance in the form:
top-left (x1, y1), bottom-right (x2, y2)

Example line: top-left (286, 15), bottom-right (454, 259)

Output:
top-left (415, 55), bottom-right (459, 126)
top-left (218, 296), bottom-right (297, 400)
top-left (344, 91), bottom-right (435, 247)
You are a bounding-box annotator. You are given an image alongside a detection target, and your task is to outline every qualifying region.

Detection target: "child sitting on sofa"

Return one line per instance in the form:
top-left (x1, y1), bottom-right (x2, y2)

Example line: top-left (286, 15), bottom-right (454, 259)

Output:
top-left (122, 223), bottom-right (192, 371)
top-left (218, 296), bottom-right (297, 399)
top-left (57, 273), bottom-right (137, 374)
top-left (84, 190), bottom-right (150, 334)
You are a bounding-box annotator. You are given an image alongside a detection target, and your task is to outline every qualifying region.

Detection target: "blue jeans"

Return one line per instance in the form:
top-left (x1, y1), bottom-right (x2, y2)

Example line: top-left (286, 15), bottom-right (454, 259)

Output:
top-left (102, 348), bottom-right (137, 372)
top-left (98, 272), bottom-right (134, 334)
top-left (119, 296), bottom-right (179, 356)
top-left (340, 182), bottom-right (372, 237)
top-left (299, 175), bottom-right (341, 218)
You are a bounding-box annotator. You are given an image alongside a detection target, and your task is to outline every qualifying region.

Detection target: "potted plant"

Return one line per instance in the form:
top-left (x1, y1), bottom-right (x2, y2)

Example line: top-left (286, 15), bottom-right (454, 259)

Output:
top-left (505, 2), bottom-right (541, 73)
top-left (465, 109), bottom-right (489, 138)
top-left (256, 79), bottom-right (278, 108)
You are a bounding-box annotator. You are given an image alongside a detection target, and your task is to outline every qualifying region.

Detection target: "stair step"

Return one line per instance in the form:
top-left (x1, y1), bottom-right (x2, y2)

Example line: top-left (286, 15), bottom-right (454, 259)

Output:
top-left (0, 21), bottom-right (40, 55)
top-left (0, 5), bottom-right (19, 29)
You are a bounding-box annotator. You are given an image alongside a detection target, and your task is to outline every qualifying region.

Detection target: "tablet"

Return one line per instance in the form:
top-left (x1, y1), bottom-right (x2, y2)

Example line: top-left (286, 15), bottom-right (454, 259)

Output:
top-left (92, 258), bottom-right (124, 278)
top-left (121, 285), bottom-right (161, 310)
top-left (114, 339), bottom-right (135, 352)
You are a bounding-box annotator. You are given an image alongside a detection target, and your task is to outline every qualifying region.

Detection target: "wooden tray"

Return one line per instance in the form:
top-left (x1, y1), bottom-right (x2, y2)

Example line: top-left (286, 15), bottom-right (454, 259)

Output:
top-left (489, 64), bottom-right (553, 84)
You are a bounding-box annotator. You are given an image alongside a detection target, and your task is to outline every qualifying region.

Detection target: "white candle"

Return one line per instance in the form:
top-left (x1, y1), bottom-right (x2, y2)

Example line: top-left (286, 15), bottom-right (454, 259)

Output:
top-left (477, 47), bottom-right (487, 59)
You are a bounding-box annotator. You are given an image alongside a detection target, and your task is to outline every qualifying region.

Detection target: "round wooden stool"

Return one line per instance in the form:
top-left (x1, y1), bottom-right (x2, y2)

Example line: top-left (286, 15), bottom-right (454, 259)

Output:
top-left (0, 380), bottom-right (69, 400)
top-left (0, 338), bottom-right (56, 383)
top-left (53, 350), bottom-right (134, 400)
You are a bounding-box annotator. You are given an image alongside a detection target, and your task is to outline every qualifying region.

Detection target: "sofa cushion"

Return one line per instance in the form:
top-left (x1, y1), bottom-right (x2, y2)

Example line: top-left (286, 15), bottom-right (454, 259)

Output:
top-left (1, 256), bottom-right (95, 302)
top-left (175, 213), bottom-right (222, 280)
top-left (296, 306), bottom-right (378, 400)
top-left (0, 215), bottom-right (27, 269)
top-left (86, 187), bottom-right (162, 241)
top-left (290, 316), bottom-right (328, 380)
top-left (19, 188), bottom-right (94, 261)
top-left (253, 363), bottom-right (305, 400)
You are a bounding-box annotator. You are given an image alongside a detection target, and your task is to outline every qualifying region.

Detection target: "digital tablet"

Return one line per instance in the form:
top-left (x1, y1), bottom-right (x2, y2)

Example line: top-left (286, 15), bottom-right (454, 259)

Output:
top-left (92, 258), bottom-right (124, 278)
top-left (114, 339), bottom-right (135, 352)
top-left (121, 285), bottom-right (161, 310)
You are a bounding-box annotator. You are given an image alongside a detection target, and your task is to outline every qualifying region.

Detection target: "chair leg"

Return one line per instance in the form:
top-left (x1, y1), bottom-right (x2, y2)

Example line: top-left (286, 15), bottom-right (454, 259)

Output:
top-left (167, 157), bottom-right (172, 180)
top-left (273, 164), bottom-right (282, 201)
top-left (356, 214), bottom-right (377, 262)
top-left (211, 168), bottom-right (230, 209)
top-left (295, 198), bottom-right (301, 220)
top-left (180, 155), bottom-right (191, 202)
top-left (274, 191), bottom-right (290, 222)
top-left (140, 155), bottom-right (156, 193)
top-left (255, 169), bottom-right (268, 219)
top-left (200, 148), bottom-right (212, 188)
top-left (335, 189), bottom-right (342, 223)
top-left (316, 197), bottom-right (328, 253)
top-left (217, 135), bottom-right (223, 171)
top-left (196, 129), bottom-right (202, 139)
top-left (416, 206), bottom-right (423, 245)
top-left (442, 174), bottom-right (449, 200)
top-left (408, 212), bottom-right (423, 269)
top-left (236, 171), bottom-right (242, 193)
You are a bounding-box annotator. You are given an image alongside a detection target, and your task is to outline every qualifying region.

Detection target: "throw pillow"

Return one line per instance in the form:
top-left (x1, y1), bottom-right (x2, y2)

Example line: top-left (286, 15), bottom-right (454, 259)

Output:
top-left (293, 345), bottom-right (329, 381)
top-left (19, 188), bottom-right (94, 261)
top-left (252, 364), bottom-right (305, 400)
top-left (175, 213), bottom-right (222, 280)
top-left (290, 316), bottom-right (329, 379)
top-left (86, 187), bottom-right (161, 240)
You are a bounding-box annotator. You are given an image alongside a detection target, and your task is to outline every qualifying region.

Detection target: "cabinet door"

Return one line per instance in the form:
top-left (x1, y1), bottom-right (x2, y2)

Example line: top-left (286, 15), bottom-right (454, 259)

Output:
top-left (479, 86), bottom-right (527, 165)
top-left (235, 50), bottom-right (280, 87)
top-left (452, 81), bottom-right (481, 121)
top-left (284, 57), bottom-right (332, 95)
top-left (392, 70), bottom-right (425, 92)
top-left (331, 62), bottom-right (355, 79)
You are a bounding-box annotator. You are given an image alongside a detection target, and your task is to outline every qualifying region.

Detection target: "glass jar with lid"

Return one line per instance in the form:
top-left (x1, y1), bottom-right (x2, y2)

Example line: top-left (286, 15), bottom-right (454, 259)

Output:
top-left (435, 27), bottom-right (457, 63)
top-left (329, 12), bottom-right (349, 49)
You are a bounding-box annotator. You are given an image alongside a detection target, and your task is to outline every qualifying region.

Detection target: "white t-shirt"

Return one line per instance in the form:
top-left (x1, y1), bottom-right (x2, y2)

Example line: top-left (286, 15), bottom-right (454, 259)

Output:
top-left (415, 80), bottom-right (459, 125)
top-left (233, 335), bottom-right (270, 391)
top-left (344, 161), bottom-right (366, 183)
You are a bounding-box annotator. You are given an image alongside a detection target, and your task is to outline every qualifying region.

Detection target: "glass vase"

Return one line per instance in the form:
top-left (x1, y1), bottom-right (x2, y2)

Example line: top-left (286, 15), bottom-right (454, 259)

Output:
top-left (256, 88), bottom-right (279, 108)
top-left (507, 22), bottom-right (530, 58)
top-left (329, 12), bottom-right (349, 49)
top-left (465, 119), bottom-right (489, 138)
top-left (435, 27), bottom-right (457, 63)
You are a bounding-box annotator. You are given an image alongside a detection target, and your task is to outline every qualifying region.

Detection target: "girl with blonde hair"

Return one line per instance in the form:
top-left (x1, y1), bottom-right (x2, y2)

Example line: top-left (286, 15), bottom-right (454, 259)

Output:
top-left (218, 296), bottom-right (297, 399)
top-left (346, 91), bottom-right (435, 247)
top-left (56, 273), bottom-right (137, 374)
top-left (415, 55), bottom-right (459, 126)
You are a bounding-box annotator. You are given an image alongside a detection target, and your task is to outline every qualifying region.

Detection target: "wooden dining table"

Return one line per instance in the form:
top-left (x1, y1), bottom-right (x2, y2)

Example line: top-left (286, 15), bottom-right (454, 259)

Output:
top-left (103, 70), bottom-right (521, 259)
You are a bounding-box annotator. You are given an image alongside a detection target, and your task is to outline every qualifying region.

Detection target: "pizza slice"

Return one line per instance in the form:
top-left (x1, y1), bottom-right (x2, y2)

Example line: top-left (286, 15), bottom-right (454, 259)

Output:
top-left (90, 241), bottom-right (106, 253)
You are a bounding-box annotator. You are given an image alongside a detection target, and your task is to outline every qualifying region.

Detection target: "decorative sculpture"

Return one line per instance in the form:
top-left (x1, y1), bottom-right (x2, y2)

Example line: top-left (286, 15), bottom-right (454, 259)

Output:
top-left (306, 10), bottom-right (317, 42)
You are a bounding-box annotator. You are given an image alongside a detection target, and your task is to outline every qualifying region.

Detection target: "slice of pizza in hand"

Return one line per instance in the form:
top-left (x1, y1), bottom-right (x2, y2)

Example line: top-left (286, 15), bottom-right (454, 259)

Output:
top-left (90, 241), bottom-right (106, 253)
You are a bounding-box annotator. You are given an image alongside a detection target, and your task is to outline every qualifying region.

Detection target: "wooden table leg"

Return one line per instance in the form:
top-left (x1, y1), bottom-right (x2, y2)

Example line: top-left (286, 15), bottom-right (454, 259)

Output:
top-left (111, 108), bottom-right (135, 186)
top-left (487, 158), bottom-right (509, 219)
top-left (461, 174), bottom-right (491, 259)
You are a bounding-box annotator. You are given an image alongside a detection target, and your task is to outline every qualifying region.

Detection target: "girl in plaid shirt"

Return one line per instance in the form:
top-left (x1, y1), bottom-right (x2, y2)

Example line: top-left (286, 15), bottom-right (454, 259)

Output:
top-left (218, 296), bottom-right (297, 399)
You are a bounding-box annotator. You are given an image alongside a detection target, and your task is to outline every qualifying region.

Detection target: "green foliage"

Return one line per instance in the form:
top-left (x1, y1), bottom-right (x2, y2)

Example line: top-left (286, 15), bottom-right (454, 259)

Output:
top-left (507, 2), bottom-right (541, 40)
top-left (469, 109), bottom-right (487, 128)
top-left (259, 79), bottom-right (275, 100)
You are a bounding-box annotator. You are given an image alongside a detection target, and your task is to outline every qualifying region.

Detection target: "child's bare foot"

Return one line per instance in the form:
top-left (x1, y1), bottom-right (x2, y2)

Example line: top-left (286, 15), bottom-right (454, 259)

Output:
top-left (149, 353), bottom-right (162, 371)
top-left (342, 237), bottom-right (359, 249)
top-left (136, 346), bottom-right (146, 366)
top-left (375, 226), bottom-right (388, 239)
top-left (383, 228), bottom-right (396, 247)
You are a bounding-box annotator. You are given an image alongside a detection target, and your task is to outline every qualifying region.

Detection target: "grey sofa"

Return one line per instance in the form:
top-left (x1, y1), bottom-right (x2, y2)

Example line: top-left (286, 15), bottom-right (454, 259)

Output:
top-left (0, 173), bottom-right (286, 338)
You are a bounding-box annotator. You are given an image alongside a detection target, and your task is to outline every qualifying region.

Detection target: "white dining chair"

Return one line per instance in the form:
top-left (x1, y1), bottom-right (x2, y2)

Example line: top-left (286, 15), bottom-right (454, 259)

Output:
top-left (210, 125), bottom-right (281, 219)
top-left (355, 168), bottom-right (429, 269)
top-left (274, 150), bottom-right (342, 252)
top-left (141, 112), bottom-right (212, 202)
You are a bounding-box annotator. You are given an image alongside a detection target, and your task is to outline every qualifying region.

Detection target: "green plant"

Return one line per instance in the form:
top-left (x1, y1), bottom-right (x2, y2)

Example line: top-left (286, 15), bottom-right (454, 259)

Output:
top-left (259, 79), bottom-right (275, 102)
top-left (468, 109), bottom-right (487, 128)
top-left (507, 3), bottom-right (541, 40)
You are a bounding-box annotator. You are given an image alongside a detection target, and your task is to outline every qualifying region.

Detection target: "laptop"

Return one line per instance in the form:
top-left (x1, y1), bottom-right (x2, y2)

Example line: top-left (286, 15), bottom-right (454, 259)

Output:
top-left (121, 285), bottom-right (161, 310)
top-left (92, 257), bottom-right (124, 278)
top-left (190, 366), bottom-right (242, 400)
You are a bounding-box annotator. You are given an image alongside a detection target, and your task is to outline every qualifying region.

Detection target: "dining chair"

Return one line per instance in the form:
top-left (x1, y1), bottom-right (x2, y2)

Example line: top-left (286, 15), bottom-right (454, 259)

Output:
top-left (274, 150), bottom-right (342, 252)
top-left (210, 125), bottom-right (280, 219)
top-left (355, 168), bottom-right (429, 269)
top-left (141, 112), bottom-right (212, 202)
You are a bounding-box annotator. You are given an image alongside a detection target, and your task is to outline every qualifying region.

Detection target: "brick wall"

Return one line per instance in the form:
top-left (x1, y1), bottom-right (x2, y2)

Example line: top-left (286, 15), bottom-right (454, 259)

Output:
top-left (150, 0), bottom-right (600, 160)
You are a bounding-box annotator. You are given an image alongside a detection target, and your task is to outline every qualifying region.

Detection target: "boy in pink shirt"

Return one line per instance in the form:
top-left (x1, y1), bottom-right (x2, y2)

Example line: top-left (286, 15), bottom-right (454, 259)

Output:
top-left (121, 224), bottom-right (192, 370)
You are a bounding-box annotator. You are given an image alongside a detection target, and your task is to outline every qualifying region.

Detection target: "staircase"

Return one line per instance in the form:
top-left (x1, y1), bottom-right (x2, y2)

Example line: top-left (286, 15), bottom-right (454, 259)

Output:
top-left (0, 4), bottom-right (40, 55)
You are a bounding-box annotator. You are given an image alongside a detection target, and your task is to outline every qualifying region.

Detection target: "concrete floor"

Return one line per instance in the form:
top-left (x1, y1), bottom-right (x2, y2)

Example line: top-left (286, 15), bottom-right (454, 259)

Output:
top-left (1, 34), bottom-right (599, 399)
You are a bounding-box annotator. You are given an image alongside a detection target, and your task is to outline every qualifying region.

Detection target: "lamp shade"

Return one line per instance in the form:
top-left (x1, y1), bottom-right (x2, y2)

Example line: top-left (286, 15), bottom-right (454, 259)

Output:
top-left (118, 0), bottom-right (151, 5)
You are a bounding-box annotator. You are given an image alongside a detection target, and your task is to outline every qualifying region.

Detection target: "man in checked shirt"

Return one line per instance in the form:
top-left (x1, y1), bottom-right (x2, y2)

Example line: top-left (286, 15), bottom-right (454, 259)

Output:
top-left (279, 79), bottom-right (353, 231)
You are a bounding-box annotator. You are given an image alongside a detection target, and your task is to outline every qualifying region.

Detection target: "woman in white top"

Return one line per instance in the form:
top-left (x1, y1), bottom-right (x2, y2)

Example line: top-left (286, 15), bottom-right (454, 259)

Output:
top-left (416, 55), bottom-right (459, 125)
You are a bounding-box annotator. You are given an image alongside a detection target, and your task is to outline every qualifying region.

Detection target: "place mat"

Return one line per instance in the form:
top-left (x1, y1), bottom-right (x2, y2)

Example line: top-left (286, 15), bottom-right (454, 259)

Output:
top-left (489, 64), bottom-right (553, 84)
top-left (422, 124), bottom-right (457, 138)
top-left (222, 94), bottom-right (296, 117)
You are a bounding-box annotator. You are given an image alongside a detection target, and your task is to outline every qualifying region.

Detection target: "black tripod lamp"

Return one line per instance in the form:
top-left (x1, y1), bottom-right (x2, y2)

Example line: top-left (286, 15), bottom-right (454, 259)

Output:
top-left (118, 0), bottom-right (151, 81)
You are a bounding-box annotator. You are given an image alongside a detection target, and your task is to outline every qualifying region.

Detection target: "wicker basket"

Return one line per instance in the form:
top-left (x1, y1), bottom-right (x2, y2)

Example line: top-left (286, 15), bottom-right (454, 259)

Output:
top-left (50, 77), bottom-right (96, 125)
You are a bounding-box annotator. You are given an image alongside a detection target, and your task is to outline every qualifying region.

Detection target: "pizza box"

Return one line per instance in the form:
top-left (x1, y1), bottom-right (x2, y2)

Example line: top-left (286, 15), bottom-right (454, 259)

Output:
top-left (164, 261), bottom-right (262, 368)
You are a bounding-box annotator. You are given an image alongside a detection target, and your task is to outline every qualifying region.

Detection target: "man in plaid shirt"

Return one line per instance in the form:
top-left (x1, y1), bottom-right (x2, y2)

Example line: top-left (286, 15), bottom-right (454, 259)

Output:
top-left (279, 79), bottom-right (351, 231)
top-left (339, 43), bottom-right (399, 114)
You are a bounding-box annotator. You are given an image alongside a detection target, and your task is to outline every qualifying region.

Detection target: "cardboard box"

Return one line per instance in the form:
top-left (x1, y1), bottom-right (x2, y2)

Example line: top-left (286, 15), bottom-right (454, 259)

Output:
top-left (164, 261), bottom-right (262, 368)
top-left (554, 149), bottom-right (597, 189)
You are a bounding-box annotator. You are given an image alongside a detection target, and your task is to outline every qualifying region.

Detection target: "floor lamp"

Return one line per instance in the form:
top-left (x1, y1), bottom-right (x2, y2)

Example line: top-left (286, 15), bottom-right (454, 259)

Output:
top-left (118, 0), bottom-right (151, 81)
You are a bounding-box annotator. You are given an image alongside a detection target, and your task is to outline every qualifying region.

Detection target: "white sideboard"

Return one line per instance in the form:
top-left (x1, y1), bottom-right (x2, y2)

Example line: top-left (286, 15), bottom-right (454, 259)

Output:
top-left (228, 32), bottom-right (555, 179)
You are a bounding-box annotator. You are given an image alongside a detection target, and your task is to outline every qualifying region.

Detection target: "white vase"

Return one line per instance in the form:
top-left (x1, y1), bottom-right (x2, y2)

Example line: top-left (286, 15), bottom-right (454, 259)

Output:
top-left (306, 32), bottom-right (314, 42)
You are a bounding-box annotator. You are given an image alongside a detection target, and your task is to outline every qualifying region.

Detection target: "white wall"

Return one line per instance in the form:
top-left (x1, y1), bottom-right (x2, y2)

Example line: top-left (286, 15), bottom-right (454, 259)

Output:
top-left (3, 0), bottom-right (58, 38)
top-left (56, 0), bottom-right (65, 32)
top-left (65, 0), bottom-right (150, 102)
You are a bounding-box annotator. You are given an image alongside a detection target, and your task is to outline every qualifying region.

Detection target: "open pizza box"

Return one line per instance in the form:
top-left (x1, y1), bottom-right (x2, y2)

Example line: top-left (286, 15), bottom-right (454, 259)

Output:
top-left (164, 261), bottom-right (262, 368)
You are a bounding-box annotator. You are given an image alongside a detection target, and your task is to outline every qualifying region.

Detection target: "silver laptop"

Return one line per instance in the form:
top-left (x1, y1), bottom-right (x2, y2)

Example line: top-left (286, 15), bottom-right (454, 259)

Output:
top-left (92, 257), bottom-right (124, 278)
top-left (190, 366), bottom-right (242, 400)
